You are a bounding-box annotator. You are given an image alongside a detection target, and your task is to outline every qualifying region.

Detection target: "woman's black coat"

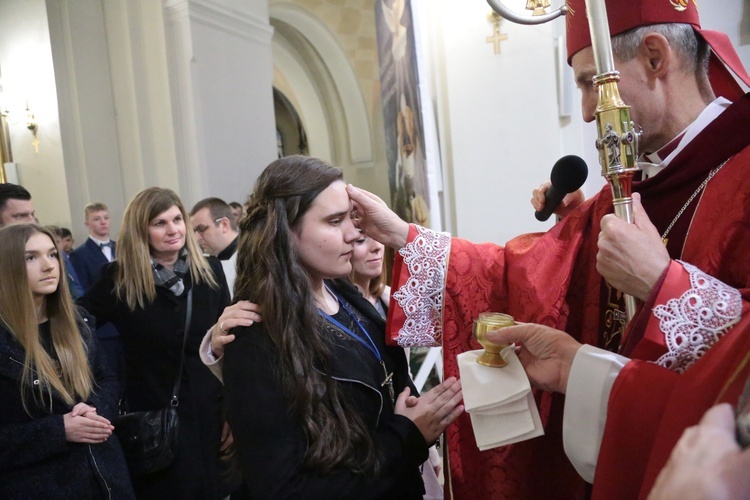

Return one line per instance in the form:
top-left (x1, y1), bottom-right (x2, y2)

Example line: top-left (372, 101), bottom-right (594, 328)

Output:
top-left (79, 258), bottom-right (232, 499)
top-left (0, 311), bottom-right (135, 499)
top-left (223, 278), bottom-right (429, 499)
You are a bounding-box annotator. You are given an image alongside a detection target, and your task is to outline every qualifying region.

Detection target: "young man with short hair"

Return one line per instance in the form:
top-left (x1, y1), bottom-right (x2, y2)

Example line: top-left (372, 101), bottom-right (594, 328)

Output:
top-left (70, 202), bottom-right (115, 290)
top-left (69, 201), bottom-right (122, 394)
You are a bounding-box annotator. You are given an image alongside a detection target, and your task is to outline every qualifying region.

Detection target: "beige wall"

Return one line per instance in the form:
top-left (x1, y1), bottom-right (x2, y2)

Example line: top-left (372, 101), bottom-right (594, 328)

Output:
top-left (0, 0), bottom-right (72, 230)
top-left (431, 0), bottom-right (750, 244)
top-left (0, 0), bottom-right (748, 245)
top-left (269, 0), bottom-right (391, 203)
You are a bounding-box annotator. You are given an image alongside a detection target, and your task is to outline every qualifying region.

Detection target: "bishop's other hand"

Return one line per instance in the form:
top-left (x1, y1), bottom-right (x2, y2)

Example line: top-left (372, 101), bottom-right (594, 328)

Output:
top-left (487, 323), bottom-right (582, 394)
top-left (597, 193), bottom-right (670, 301)
top-left (531, 182), bottom-right (586, 220)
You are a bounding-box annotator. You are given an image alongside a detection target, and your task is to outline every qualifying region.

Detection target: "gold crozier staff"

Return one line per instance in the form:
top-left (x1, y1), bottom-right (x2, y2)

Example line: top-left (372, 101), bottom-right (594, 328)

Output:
top-left (485, 0), bottom-right (640, 322)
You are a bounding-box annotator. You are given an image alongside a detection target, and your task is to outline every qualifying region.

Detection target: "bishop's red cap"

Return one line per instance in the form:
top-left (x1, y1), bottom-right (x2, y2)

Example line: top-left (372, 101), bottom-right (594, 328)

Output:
top-left (565, 0), bottom-right (750, 100)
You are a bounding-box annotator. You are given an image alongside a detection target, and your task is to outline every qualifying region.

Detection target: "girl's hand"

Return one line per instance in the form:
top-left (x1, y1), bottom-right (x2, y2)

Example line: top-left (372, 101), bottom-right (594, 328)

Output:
top-left (63, 411), bottom-right (113, 443)
top-left (395, 377), bottom-right (464, 443)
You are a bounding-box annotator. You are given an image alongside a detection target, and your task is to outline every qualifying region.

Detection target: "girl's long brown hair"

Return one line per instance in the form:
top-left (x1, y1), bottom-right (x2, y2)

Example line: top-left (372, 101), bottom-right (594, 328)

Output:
top-left (234, 156), bottom-right (379, 475)
top-left (0, 224), bottom-right (93, 412)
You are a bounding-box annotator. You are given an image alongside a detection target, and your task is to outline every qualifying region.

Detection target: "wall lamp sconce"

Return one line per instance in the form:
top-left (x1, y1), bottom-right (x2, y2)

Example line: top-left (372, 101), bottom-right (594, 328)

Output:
top-left (0, 80), bottom-right (7, 118)
top-left (26, 102), bottom-right (39, 152)
top-left (0, 64), bottom-right (40, 154)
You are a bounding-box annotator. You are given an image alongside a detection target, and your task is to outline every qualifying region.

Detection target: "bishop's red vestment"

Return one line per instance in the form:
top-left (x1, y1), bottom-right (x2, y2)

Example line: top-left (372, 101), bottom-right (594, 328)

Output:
top-left (386, 94), bottom-right (750, 498)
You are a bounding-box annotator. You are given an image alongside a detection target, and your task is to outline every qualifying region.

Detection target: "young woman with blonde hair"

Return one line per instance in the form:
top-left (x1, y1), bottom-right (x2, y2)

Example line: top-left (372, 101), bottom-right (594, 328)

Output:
top-left (0, 224), bottom-right (134, 498)
top-left (349, 231), bottom-right (446, 499)
top-left (79, 187), bottom-right (232, 499)
top-left (349, 233), bottom-right (391, 318)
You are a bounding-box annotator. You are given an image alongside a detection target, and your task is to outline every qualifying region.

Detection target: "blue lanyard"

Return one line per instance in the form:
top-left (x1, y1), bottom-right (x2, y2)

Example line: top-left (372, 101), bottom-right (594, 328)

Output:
top-left (318, 286), bottom-right (394, 404)
top-left (318, 289), bottom-right (382, 363)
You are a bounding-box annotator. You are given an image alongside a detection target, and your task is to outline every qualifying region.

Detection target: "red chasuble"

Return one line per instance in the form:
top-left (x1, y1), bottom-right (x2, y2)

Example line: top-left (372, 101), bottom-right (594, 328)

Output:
top-left (386, 95), bottom-right (750, 499)
top-left (593, 264), bottom-right (750, 499)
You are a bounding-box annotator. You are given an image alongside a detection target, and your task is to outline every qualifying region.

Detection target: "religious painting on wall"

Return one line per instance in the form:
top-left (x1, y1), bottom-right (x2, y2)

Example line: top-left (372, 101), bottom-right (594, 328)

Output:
top-left (0, 113), bottom-right (11, 183)
top-left (375, 0), bottom-right (430, 226)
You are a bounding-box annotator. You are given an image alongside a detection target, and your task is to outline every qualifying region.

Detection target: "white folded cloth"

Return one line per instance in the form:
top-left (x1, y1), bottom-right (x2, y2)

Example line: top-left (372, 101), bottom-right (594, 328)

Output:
top-left (457, 347), bottom-right (544, 450)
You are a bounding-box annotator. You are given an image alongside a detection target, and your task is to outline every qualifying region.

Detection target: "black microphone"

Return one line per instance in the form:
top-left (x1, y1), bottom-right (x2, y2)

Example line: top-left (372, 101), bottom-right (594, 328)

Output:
top-left (535, 155), bottom-right (589, 222)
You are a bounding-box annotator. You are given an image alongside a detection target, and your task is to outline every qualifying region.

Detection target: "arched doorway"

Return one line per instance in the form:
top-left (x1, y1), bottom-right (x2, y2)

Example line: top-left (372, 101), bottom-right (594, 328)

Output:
top-left (269, 3), bottom-right (373, 168)
top-left (273, 87), bottom-right (308, 158)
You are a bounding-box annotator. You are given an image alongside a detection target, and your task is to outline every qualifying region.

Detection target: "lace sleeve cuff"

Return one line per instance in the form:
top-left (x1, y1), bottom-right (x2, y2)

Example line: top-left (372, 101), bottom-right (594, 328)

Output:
top-left (390, 225), bottom-right (452, 347)
top-left (651, 261), bottom-right (742, 373)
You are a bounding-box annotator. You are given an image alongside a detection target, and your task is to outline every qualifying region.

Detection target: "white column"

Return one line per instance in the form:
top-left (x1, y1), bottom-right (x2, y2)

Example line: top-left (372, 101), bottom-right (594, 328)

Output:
top-left (164, 0), bottom-right (277, 207)
top-left (46, 0), bottom-right (126, 236)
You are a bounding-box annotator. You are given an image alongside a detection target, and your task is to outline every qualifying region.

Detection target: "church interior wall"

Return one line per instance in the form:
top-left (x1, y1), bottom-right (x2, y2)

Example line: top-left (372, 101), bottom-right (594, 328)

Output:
top-left (269, 0), bottom-right (391, 204)
top-left (47, 0), bottom-right (135, 243)
top-left (163, 0), bottom-right (277, 211)
top-left (429, 0), bottom-right (750, 245)
top-left (430, 0), bottom-right (568, 244)
top-left (103, 0), bottom-right (181, 205)
top-left (0, 0), bottom-right (748, 248)
top-left (0, 0), bottom-right (72, 232)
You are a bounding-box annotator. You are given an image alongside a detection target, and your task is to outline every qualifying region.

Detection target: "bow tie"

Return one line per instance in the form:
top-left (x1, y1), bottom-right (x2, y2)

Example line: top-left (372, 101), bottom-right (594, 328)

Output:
top-left (99, 241), bottom-right (113, 249)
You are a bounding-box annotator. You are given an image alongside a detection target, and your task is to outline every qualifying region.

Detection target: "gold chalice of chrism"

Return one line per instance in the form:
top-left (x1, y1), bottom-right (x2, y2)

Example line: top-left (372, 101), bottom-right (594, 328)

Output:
top-left (473, 312), bottom-right (515, 367)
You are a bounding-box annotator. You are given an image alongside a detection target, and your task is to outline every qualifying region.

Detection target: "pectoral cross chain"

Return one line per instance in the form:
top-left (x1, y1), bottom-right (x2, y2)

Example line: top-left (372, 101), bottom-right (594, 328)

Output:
top-left (660, 161), bottom-right (728, 247)
top-left (381, 361), bottom-right (394, 405)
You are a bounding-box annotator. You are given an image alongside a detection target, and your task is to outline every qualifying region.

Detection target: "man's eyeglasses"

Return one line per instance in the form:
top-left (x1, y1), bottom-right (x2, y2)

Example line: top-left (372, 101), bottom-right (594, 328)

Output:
top-left (194, 217), bottom-right (224, 234)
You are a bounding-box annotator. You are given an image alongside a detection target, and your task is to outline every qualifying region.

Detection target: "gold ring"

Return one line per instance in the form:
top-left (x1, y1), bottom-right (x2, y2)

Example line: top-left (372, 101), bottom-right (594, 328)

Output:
top-left (219, 321), bottom-right (228, 333)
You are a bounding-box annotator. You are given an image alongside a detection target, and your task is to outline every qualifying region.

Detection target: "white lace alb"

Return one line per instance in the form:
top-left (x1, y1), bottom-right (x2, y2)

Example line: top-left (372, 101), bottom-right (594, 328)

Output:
top-left (391, 226), bottom-right (451, 347)
top-left (653, 261), bottom-right (742, 373)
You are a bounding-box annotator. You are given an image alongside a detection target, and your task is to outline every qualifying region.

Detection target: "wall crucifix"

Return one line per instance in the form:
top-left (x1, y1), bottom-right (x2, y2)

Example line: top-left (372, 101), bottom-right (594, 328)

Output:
top-left (486, 12), bottom-right (508, 55)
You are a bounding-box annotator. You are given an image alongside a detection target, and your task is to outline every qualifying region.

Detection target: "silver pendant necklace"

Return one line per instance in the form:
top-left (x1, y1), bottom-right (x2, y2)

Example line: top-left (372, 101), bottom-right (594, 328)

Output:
top-left (661, 159), bottom-right (729, 245)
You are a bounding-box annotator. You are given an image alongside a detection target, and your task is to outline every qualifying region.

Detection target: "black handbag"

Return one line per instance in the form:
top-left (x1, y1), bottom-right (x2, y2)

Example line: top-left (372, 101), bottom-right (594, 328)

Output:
top-left (114, 406), bottom-right (179, 476)
top-left (114, 289), bottom-right (193, 476)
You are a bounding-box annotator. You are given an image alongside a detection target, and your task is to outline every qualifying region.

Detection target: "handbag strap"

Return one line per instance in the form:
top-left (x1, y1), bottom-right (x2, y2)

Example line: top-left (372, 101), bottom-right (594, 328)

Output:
top-left (170, 288), bottom-right (193, 407)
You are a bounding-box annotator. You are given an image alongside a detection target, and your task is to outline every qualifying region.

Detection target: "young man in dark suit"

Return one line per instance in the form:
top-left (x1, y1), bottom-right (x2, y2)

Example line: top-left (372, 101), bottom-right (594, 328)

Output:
top-left (70, 202), bottom-right (115, 289)
top-left (70, 202), bottom-right (123, 393)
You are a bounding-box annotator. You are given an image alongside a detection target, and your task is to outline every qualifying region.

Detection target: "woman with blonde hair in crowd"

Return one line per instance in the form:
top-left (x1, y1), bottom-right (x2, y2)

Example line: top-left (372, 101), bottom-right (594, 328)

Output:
top-left (79, 187), bottom-right (232, 499)
top-left (349, 230), bottom-right (446, 499)
top-left (349, 232), bottom-right (391, 318)
top-left (0, 224), bottom-right (134, 498)
top-left (219, 156), bottom-right (463, 498)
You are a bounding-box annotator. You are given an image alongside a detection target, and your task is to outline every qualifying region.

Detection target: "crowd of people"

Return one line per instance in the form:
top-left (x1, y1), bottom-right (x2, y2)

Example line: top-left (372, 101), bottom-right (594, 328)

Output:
top-left (0, 172), bottom-right (461, 499)
top-left (1, 0), bottom-right (749, 498)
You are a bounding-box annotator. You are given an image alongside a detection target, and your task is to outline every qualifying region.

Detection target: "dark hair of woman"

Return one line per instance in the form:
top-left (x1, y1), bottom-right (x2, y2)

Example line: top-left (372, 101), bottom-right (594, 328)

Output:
top-left (233, 155), bottom-right (378, 474)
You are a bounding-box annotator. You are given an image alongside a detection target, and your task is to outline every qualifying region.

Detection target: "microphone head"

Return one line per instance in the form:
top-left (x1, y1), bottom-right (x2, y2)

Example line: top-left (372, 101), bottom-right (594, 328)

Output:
top-left (550, 155), bottom-right (588, 193)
